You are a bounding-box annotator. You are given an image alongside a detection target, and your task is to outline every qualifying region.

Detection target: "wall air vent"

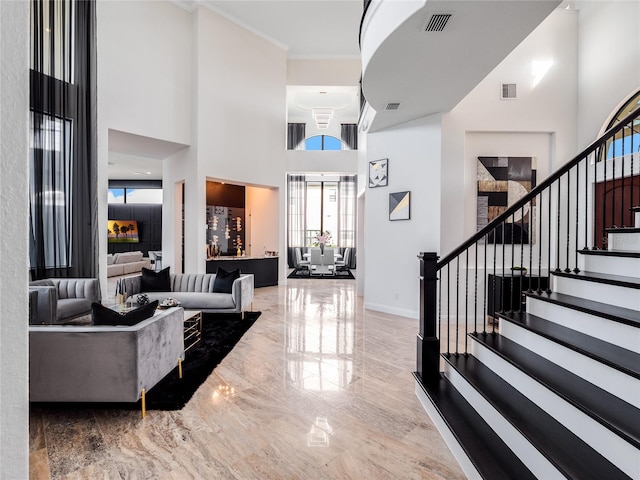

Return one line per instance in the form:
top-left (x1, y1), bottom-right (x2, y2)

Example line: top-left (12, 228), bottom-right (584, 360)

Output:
top-left (385, 102), bottom-right (401, 111)
top-left (501, 83), bottom-right (517, 99)
top-left (424, 13), bottom-right (452, 32)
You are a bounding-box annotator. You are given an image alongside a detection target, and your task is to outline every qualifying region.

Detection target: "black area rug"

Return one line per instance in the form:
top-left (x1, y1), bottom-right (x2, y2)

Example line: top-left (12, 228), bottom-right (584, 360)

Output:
top-left (287, 268), bottom-right (355, 279)
top-left (146, 311), bottom-right (260, 410)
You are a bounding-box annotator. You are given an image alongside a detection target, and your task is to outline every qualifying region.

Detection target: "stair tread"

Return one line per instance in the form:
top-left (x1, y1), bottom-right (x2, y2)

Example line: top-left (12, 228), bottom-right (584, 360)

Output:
top-left (472, 332), bottom-right (640, 448)
top-left (605, 227), bottom-right (640, 233)
top-left (444, 354), bottom-right (630, 480)
top-left (551, 270), bottom-right (640, 289)
top-left (413, 373), bottom-right (537, 480)
top-left (525, 291), bottom-right (640, 328)
top-left (579, 249), bottom-right (640, 258)
top-left (498, 311), bottom-right (640, 378)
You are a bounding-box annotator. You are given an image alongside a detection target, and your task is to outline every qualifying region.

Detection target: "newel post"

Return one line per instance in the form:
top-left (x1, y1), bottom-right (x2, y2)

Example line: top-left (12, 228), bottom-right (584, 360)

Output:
top-left (417, 252), bottom-right (440, 385)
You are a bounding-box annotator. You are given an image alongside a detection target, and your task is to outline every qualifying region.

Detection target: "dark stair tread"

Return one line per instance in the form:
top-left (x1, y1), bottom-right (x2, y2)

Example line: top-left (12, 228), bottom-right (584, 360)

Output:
top-left (444, 354), bottom-right (631, 480)
top-left (472, 332), bottom-right (640, 449)
top-left (579, 249), bottom-right (640, 258)
top-left (413, 372), bottom-right (537, 480)
top-left (498, 311), bottom-right (640, 379)
top-left (632, 205), bottom-right (640, 212)
top-left (525, 291), bottom-right (640, 328)
top-left (551, 270), bottom-right (640, 289)
top-left (605, 227), bottom-right (640, 233)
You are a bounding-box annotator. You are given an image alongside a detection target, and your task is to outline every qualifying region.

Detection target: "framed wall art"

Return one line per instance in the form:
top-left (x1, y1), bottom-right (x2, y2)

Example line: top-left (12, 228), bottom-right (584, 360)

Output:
top-left (369, 159), bottom-right (388, 187)
top-left (389, 191), bottom-right (410, 220)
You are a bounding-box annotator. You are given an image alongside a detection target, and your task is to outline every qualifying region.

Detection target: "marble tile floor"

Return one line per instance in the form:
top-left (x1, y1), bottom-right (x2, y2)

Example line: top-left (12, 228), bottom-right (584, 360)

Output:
top-left (29, 278), bottom-right (466, 480)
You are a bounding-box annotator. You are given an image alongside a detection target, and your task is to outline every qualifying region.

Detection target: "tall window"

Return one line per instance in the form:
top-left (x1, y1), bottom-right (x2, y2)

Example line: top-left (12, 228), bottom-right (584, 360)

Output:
top-left (601, 89), bottom-right (640, 161)
top-left (30, 0), bottom-right (96, 278)
top-left (305, 135), bottom-right (344, 151)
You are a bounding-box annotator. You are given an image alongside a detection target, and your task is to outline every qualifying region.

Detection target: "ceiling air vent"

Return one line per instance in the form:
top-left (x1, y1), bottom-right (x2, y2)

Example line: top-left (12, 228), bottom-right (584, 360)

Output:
top-left (424, 13), bottom-right (452, 32)
top-left (385, 102), bottom-right (401, 111)
top-left (501, 83), bottom-right (517, 99)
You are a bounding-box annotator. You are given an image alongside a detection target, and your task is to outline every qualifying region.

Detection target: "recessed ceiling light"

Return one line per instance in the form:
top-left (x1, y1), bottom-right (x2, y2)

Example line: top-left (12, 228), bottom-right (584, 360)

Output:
top-left (319, 91), bottom-right (327, 94)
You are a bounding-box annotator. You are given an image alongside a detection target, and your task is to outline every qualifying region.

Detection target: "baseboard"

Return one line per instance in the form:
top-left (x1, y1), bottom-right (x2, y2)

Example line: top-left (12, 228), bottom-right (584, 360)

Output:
top-left (364, 302), bottom-right (418, 319)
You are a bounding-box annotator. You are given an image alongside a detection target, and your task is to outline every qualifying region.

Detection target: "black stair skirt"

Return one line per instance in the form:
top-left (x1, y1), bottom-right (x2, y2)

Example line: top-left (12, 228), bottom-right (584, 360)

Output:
top-left (472, 332), bottom-right (640, 449)
top-left (413, 372), bottom-right (537, 480)
top-left (443, 354), bottom-right (631, 480)
top-left (551, 270), bottom-right (640, 290)
top-left (497, 311), bottom-right (640, 379)
top-left (525, 291), bottom-right (640, 329)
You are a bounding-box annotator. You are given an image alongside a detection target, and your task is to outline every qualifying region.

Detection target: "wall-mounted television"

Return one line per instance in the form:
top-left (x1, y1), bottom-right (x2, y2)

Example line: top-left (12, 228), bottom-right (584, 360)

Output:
top-left (108, 220), bottom-right (139, 243)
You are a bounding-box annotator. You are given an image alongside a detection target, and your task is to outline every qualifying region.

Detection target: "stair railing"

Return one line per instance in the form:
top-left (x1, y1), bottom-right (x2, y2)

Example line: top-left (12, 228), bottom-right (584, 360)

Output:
top-left (417, 107), bottom-right (640, 385)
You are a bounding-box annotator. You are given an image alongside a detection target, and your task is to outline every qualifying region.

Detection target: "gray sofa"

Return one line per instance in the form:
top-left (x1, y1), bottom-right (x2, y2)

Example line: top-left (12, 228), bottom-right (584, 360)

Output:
top-left (122, 273), bottom-right (254, 314)
top-left (29, 306), bottom-right (184, 404)
top-left (29, 278), bottom-right (101, 324)
top-left (107, 251), bottom-right (151, 277)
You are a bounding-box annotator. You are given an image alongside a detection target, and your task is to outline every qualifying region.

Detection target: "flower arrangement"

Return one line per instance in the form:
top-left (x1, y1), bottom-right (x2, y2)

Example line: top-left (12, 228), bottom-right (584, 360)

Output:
top-left (314, 230), bottom-right (332, 246)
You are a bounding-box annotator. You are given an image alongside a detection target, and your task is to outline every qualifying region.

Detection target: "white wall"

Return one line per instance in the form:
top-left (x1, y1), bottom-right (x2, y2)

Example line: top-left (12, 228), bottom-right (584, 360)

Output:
top-left (0, 1), bottom-right (29, 477)
top-left (576, 0), bottom-right (640, 148)
top-left (364, 114), bottom-right (442, 319)
top-left (246, 186), bottom-right (280, 258)
top-left (285, 149), bottom-right (358, 174)
top-left (287, 59), bottom-right (361, 86)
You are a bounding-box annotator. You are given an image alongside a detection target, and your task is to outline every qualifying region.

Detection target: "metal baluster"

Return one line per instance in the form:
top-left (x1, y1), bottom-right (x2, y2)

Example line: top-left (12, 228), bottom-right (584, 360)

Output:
top-left (538, 193), bottom-right (543, 293)
top-left (594, 147), bottom-right (599, 249)
top-left (455, 257), bottom-right (460, 356)
top-left (493, 227), bottom-right (498, 334)
top-left (603, 146), bottom-right (608, 249)
top-left (612, 137), bottom-right (617, 227)
top-left (547, 185), bottom-right (553, 292)
top-left (465, 249), bottom-right (469, 354)
top-left (584, 156), bottom-right (589, 251)
top-left (622, 127), bottom-right (626, 226)
top-left (446, 263), bottom-right (450, 357)
top-left (501, 222), bottom-right (506, 315)
top-left (574, 163), bottom-right (581, 273)
top-left (565, 169), bottom-right (571, 272)
top-left (510, 212), bottom-right (515, 313)
top-left (556, 180), bottom-right (562, 272)
top-left (483, 234), bottom-right (487, 333)
top-left (438, 267), bottom-right (442, 352)
top-left (474, 241), bottom-right (478, 336)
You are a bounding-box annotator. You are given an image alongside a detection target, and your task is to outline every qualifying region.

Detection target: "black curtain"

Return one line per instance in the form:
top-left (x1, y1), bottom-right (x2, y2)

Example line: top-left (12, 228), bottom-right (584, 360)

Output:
top-left (30, 0), bottom-right (97, 279)
top-left (287, 123), bottom-right (305, 150)
top-left (287, 174), bottom-right (306, 267)
top-left (340, 124), bottom-right (358, 150)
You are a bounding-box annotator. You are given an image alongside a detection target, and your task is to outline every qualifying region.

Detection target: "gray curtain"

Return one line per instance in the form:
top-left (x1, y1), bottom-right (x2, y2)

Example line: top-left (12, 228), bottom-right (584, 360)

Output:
top-left (287, 123), bottom-right (306, 150)
top-left (30, 0), bottom-right (97, 279)
top-left (287, 175), bottom-right (306, 267)
top-left (340, 124), bottom-right (358, 150)
top-left (338, 175), bottom-right (357, 268)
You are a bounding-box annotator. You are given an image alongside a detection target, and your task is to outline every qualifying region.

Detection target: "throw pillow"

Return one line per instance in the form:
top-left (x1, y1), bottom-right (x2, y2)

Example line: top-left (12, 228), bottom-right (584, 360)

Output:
top-left (92, 300), bottom-right (159, 326)
top-left (213, 267), bottom-right (240, 294)
top-left (141, 267), bottom-right (170, 292)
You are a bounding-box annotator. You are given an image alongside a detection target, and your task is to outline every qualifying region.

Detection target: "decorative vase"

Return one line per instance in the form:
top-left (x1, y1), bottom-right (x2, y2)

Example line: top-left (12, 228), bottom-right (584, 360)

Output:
top-left (320, 243), bottom-right (325, 254)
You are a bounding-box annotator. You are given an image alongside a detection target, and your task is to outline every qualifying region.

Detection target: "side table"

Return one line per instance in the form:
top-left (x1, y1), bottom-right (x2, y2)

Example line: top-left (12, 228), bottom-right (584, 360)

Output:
top-left (183, 310), bottom-right (202, 353)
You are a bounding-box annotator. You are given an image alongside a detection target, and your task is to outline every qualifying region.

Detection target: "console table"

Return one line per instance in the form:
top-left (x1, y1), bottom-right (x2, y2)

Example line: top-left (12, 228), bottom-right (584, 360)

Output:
top-left (207, 256), bottom-right (278, 288)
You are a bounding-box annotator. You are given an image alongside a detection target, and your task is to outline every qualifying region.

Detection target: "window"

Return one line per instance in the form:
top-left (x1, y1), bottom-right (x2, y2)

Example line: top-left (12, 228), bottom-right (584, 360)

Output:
top-left (305, 182), bottom-right (338, 246)
top-left (305, 135), bottom-right (345, 151)
top-left (601, 89), bottom-right (640, 161)
top-left (108, 187), bottom-right (162, 204)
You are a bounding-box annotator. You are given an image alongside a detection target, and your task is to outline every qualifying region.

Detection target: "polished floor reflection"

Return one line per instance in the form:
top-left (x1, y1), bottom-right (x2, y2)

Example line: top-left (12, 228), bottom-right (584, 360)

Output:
top-left (29, 278), bottom-right (465, 479)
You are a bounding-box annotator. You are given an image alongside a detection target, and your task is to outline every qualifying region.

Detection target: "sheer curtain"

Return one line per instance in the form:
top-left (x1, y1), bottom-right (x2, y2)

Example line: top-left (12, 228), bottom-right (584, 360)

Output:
top-left (287, 123), bottom-right (306, 150)
top-left (287, 175), bottom-right (306, 267)
top-left (338, 175), bottom-right (357, 268)
top-left (340, 124), bottom-right (358, 150)
top-left (30, 0), bottom-right (97, 279)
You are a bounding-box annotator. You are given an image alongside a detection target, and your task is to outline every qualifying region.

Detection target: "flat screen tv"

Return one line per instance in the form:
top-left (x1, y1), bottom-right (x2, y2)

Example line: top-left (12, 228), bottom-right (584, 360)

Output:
top-left (108, 220), bottom-right (139, 243)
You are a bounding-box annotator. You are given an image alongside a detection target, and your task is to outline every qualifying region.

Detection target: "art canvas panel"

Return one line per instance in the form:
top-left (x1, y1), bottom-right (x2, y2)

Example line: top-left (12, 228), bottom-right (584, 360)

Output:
top-left (389, 191), bottom-right (410, 220)
top-left (477, 156), bottom-right (537, 244)
top-left (108, 220), bottom-right (140, 243)
top-left (369, 159), bottom-right (388, 187)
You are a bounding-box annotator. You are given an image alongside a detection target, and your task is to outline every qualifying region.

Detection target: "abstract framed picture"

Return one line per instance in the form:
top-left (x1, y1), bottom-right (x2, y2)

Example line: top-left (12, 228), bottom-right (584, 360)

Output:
top-left (369, 159), bottom-right (388, 188)
top-left (477, 156), bottom-right (537, 244)
top-left (389, 191), bottom-right (410, 221)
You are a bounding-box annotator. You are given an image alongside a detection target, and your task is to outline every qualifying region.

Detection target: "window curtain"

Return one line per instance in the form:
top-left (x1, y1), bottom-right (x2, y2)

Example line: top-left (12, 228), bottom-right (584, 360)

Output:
top-left (338, 175), bottom-right (357, 268)
top-left (287, 123), bottom-right (306, 150)
top-left (340, 124), bottom-right (358, 150)
top-left (30, 0), bottom-right (97, 279)
top-left (287, 174), bottom-right (306, 267)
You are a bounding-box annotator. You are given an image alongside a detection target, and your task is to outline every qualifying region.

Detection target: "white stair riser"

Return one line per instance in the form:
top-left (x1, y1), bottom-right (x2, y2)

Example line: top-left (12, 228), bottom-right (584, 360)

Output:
top-left (500, 320), bottom-right (640, 408)
top-left (526, 298), bottom-right (640, 354)
top-left (443, 363), bottom-right (561, 479)
top-left (580, 254), bottom-right (640, 277)
top-left (552, 276), bottom-right (640, 312)
top-left (472, 340), bottom-right (640, 478)
top-left (608, 232), bottom-right (640, 252)
top-left (414, 382), bottom-right (482, 480)
top-left (636, 211), bottom-right (640, 229)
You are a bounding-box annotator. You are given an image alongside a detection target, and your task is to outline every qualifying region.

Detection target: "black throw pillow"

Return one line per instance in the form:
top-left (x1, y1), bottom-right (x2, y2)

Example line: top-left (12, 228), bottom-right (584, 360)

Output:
top-left (213, 267), bottom-right (240, 293)
top-left (141, 267), bottom-right (171, 292)
top-left (92, 300), bottom-right (159, 326)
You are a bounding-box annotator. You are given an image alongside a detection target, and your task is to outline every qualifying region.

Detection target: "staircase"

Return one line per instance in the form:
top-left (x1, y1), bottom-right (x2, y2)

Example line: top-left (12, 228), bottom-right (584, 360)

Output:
top-left (414, 110), bottom-right (640, 479)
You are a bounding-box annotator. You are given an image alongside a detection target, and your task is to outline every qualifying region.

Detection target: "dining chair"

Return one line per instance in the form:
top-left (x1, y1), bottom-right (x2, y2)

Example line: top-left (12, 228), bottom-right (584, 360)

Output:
top-left (310, 247), bottom-right (322, 266)
top-left (295, 247), bottom-right (310, 270)
top-left (335, 247), bottom-right (349, 270)
top-left (323, 248), bottom-right (335, 273)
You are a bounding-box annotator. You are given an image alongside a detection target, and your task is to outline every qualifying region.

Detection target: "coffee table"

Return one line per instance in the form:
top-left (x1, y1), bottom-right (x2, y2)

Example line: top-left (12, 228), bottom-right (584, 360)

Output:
top-left (183, 310), bottom-right (202, 353)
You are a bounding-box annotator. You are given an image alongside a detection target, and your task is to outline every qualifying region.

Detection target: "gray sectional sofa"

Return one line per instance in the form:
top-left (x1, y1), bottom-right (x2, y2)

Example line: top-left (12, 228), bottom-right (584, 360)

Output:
top-left (107, 251), bottom-right (151, 277)
top-left (29, 306), bottom-right (184, 404)
top-left (29, 278), bottom-right (101, 324)
top-left (122, 273), bottom-right (254, 314)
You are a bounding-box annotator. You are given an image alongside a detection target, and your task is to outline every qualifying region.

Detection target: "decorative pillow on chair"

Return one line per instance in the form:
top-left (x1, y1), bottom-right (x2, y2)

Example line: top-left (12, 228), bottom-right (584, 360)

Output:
top-left (92, 300), bottom-right (159, 326)
top-left (213, 267), bottom-right (240, 293)
top-left (141, 267), bottom-right (170, 292)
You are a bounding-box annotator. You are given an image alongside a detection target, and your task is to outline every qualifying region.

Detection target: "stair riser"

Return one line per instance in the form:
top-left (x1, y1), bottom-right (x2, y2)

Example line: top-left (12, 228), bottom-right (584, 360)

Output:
top-left (579, 254), bottom-right (640, 277)
top-left (414, 381), bottom-right (482, 480)
top-left (500, 321), bottom-right (640, 408)
top-left (526, 298), bottom-right (640, 353)
top-left (443, 363), bottom-right (561, 479)
top-left (472, 340), bottom-right (640, 478)
top-left (636, 212), bottom-right (640, 229)
top-left (552, 276), bottom-right (640, 312)
top-left (608, 232), bottom-right (640, 252)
